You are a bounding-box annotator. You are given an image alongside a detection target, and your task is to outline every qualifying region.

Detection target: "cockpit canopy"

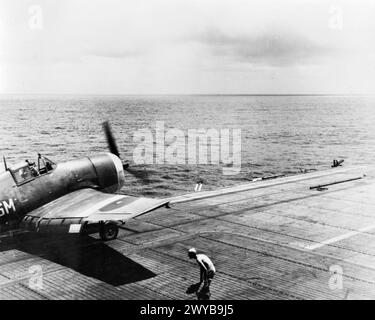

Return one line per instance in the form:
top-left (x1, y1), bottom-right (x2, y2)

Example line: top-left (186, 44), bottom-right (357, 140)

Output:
top-left (9, 154), bottom-right (56, 185)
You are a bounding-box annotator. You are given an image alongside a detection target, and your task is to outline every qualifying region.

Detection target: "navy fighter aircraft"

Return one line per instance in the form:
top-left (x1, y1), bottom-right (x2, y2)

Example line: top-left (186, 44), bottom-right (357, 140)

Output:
top-left (0, 122), bottom-right (169, 241)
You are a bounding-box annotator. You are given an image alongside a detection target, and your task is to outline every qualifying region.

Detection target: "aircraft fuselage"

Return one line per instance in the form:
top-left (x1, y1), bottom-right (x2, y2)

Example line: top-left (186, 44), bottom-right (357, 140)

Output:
top-left (0, 153), bottom-right (125, 233)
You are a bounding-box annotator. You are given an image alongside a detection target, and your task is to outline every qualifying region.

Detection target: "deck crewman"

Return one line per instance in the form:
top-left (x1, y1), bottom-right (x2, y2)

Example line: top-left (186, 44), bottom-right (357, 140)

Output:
top-left (188, 248), bottom-right (216, 297)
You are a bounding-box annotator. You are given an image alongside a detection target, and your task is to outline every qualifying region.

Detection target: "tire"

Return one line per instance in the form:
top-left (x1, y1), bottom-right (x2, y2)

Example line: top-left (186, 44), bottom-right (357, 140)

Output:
top-left (99, 223), bottom-right (119, 241)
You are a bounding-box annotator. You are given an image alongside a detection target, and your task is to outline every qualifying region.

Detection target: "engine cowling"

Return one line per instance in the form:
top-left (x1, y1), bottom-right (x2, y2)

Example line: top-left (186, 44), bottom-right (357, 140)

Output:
top-left (88, 153), bottom-right (125, 193)
top-left (65, 153), bottom-right (125, 193)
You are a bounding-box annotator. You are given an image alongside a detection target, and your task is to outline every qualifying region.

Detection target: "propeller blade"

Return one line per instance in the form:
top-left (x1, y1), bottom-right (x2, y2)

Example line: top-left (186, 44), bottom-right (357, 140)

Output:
top-left (102, 121), bottom-right (120, 158)
top-left (124, 166), bottom-right (149, 181)
top-left (102, 121), bottom-right (150, 182)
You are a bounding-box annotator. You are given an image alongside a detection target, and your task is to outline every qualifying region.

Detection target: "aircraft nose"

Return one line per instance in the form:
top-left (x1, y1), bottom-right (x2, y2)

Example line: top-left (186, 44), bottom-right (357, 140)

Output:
top-left (107, 153), bottom-right (125, 190)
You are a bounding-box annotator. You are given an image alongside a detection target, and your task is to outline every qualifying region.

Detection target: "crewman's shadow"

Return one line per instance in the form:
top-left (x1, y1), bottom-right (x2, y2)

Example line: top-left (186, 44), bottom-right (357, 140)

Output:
top-left (0, 233), bottom-right (155, 286)
top-left (186, 282), bottom-right (201, 294)
top-left (186, 283), bottom-right (211, 300)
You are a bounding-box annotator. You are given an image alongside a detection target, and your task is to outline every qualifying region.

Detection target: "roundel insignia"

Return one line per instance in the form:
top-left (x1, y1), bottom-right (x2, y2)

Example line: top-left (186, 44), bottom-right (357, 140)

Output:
top-left (99, 196), bottom-right (137, 212)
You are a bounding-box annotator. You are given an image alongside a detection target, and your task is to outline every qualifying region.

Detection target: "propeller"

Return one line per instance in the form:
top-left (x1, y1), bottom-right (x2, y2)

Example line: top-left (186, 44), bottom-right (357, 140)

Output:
top-left (103, 121), bottom-right (121, 160)
top-left (102, 121), bottom-right (149, 181)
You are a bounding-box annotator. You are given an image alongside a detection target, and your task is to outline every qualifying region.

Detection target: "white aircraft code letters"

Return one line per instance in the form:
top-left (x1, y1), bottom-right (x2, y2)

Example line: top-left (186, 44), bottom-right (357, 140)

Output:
top-left (0, 199), bottom-right (16, 217)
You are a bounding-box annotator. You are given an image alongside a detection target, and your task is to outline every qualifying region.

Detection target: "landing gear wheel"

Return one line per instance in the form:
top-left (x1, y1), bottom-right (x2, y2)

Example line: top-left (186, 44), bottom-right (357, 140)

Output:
top-left (99, 223), bottom-right (119, 241)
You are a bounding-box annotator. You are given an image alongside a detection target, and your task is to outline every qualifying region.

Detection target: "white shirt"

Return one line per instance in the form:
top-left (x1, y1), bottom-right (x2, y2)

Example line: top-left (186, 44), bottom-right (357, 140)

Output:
top-left (196, 254), bottom-right (216, 273)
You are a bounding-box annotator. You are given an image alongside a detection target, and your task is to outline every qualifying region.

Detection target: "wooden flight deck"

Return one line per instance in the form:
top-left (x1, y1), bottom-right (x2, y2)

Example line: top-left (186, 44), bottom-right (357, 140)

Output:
top-left (1, 165), bottom-right (375, 299)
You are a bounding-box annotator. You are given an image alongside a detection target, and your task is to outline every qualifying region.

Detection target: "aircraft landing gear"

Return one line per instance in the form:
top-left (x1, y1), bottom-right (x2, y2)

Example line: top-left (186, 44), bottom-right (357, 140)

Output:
top-left (99, 223), bottom-right (119, 241)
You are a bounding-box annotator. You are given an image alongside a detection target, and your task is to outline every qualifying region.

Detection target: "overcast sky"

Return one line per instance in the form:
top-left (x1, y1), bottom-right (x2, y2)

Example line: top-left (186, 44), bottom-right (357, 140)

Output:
top-left (1, 0), bottom-right (375, 94)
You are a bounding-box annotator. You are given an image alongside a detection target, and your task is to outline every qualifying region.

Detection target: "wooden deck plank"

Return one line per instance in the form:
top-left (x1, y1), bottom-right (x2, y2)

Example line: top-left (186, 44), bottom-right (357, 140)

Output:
top-left (1, 165), bottom-right (375, 299)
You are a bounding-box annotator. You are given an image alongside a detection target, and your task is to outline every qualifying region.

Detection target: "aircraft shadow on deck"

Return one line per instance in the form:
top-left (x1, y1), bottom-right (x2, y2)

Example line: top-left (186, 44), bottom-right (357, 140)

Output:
top-left (0, 233), bottom-right (156, 286)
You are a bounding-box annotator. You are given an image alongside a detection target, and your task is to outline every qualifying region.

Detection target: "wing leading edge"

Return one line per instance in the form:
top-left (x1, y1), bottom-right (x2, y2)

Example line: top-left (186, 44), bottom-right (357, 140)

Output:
top-left (21, 188), bottom-right (169, 234)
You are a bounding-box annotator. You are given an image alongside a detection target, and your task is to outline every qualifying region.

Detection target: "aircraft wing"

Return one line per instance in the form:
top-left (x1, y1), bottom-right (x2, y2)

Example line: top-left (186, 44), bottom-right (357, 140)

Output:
top-left (21, 188), bottom-right (169, 234)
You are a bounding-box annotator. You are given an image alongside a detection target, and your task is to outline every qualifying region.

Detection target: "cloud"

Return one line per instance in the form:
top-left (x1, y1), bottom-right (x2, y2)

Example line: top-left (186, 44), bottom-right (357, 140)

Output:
top-left (189, 28), bottom-right (336, 67)
top-left (1, 0), bottom-right (375, 94)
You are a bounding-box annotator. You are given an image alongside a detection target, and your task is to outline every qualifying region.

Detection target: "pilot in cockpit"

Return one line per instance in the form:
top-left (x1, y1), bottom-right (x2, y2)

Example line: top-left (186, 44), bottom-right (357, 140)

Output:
top-left (37, 154), bottom-right (55, 173)
top-left (26, 159), bottom-right (39, 176)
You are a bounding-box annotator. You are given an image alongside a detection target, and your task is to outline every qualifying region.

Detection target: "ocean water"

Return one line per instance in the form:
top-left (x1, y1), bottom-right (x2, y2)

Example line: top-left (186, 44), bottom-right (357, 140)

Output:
top-left (1, 94), bottom-right (375, 197)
